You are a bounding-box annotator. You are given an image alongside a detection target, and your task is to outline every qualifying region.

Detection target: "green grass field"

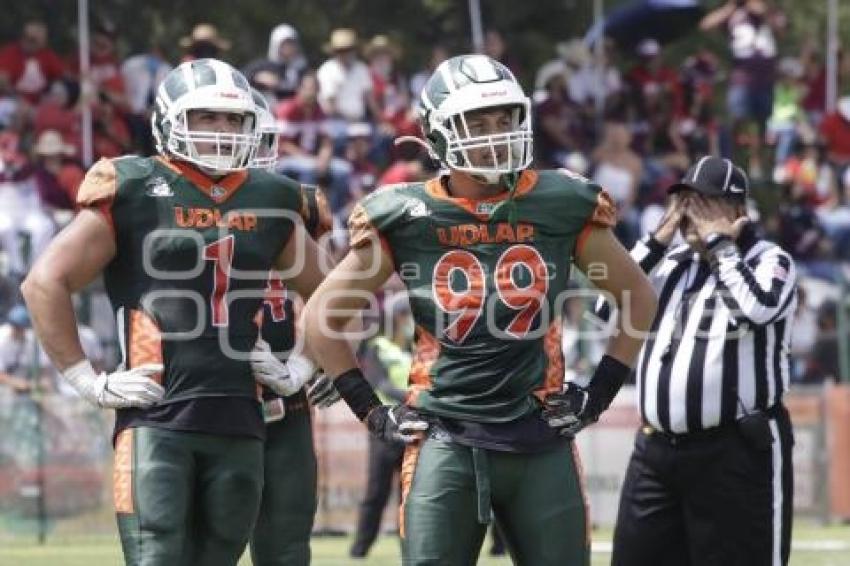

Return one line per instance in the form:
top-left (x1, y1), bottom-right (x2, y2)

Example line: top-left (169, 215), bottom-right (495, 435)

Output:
top-left (2, 523), bottom-right (849, 566)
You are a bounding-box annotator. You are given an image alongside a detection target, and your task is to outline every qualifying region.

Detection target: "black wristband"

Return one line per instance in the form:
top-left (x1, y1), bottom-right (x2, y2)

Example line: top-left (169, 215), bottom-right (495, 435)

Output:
top-left (334, 368), bottom-right (383, 422)
top-left (586, 355), bottom-right (631, 416)
top-left (645, 233), bottom-right (669, 254)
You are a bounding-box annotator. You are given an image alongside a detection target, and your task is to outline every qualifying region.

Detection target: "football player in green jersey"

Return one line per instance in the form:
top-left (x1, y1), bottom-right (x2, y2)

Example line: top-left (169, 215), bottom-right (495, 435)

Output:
top-left (249, 183), bottom-right (339, 566)
top-left (246, 96), bottom-right (339, 566)
top-left (304, 54), bottom-right (658, 565)
top-left (22, 59), bottom-right (327, 566)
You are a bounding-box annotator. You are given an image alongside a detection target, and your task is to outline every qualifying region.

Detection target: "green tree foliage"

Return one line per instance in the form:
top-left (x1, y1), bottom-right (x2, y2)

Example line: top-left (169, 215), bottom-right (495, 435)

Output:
top-left (1, 1), bottom-right (848, 89)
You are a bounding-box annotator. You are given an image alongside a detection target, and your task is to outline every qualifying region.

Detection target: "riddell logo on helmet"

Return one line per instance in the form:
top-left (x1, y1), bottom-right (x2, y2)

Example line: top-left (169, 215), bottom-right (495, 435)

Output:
top-left (214, 91), bottom-right (241, 99)
top-left (481, 90), bottom-right (507, 98)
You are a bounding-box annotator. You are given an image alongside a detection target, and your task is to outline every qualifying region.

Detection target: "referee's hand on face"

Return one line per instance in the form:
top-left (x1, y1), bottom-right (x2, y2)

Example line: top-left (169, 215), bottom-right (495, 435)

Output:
top-left (685, 196), bottom-right (749, 242)
top-left (653, 193), bottom-right (687, 245)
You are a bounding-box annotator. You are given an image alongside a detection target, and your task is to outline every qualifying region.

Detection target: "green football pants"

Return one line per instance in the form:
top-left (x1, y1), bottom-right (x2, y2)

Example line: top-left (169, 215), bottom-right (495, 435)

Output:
top-left (250, 402), bottom-right (317, 566)
top-left (400, 435), bottom-right (589, 566)
top-left (114, 426), bottom-right (264, 566)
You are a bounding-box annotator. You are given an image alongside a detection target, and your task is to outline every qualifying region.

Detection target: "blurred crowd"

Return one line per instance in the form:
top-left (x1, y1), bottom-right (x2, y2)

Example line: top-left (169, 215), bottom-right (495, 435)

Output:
top-left (0, 0), bottom-right (848, 395)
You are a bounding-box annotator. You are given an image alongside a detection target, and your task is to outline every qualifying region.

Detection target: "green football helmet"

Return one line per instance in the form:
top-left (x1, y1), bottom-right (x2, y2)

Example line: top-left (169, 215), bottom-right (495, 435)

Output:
top-left (418, 54), bottom-right (533, 184)
top-left (151, 58), bottom-right (260, 174)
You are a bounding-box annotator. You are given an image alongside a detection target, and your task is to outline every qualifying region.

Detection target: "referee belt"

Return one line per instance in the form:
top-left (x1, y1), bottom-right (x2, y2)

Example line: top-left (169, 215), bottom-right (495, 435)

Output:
top-left (642, 403), bottom-right (784, 446)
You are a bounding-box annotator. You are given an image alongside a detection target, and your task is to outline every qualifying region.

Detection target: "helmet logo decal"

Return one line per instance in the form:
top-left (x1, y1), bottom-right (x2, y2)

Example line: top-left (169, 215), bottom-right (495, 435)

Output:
top-left (458, 55), bottom-right (502, 84)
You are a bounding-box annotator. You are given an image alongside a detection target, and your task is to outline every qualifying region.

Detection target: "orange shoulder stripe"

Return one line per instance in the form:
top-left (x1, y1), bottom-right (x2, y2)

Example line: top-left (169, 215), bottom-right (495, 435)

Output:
top-left (589, 189), bottom-right (618, 228)
top-left (76, 158), bottom-right (117, 206)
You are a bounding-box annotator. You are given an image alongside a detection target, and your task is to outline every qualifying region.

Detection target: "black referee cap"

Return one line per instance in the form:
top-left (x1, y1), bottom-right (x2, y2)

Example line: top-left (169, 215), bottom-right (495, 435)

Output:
top-left (669, 156), bottom-right (749, 199)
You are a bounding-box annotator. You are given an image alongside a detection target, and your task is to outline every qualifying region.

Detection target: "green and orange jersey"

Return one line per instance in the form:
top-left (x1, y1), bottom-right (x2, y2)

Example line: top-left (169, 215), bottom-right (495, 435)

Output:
top-left (349, 169), bottom-right (616, 423)
top-left (77, 155), bottom-right (302, 406)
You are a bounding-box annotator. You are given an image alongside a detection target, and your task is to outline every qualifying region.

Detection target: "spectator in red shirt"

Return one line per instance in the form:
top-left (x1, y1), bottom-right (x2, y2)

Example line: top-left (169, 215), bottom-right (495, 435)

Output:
top-left (25, 130), bottom-right (84, 211)
top-left (365, 35), bottom-right (404, 116)
top-left (627, 39), bottom-right (683, 126)
top-left (671, 53), bottom-right (721, 161)
top-left (364, 35), bottom-right (418, 154)
top-left (815, 99), bottom-right (850, 261)
top-left (0, 21), bottom-right (65, 104)
top-left (33, 80), bottom-right (80, 147)
top-left (276, 72), bottom-right (352, 212)
top-left (800, 42), bottom-right (827, 126)
top-left (820, 97), bottom-right (850, 168)
top-left (69, 19), bottom-right (128, 110)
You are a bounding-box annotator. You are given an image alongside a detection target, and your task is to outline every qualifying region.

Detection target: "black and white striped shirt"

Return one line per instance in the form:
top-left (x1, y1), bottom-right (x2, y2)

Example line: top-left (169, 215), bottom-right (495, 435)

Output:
top-left (603, 228), bottom-right (797, 434)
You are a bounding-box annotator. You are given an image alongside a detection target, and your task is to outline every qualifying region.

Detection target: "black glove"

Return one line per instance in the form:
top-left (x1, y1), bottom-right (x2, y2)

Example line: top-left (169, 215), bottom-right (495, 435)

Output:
top-left (334, 368), bottom-right (429, 443)
top-left (543, 355), bottom-right (631, 437)
top-left (365, 404), bottom-right (430, 444)
top-left (305, 373), bottom-right (340, 408)
top-left (542, 383), bottom-right (592, 437)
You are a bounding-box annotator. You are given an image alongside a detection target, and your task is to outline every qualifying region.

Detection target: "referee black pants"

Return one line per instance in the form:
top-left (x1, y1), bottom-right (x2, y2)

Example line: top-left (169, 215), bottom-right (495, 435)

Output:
top-left (612, 405), bottom-right (794, 566)
top-left (350, 434), bottom-right (405, 557)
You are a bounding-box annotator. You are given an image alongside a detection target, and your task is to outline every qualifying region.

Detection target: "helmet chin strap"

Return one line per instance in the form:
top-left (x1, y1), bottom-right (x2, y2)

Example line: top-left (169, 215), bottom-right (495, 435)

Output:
top-left (394, 135), bottom-right (432, 153)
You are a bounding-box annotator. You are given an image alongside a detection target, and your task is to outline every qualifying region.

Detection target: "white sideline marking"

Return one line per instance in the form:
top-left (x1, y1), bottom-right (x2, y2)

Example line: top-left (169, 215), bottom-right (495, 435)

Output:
top-left (590, 540), bottom-right (850, 554)
top-left (792, 540), bottom-right (850, 552)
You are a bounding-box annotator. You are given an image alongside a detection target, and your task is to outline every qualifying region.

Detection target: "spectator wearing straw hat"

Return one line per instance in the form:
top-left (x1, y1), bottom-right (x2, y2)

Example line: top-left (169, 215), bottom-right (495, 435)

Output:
top-left (364, 35), bottom-right (404, 117)
top-left (364, 34), bottom-right (413, 165)
top-left (26, 130), bottom-right (84, 211)
top-left (317, 29), bottom-right (381, 124)
top-left (180, 23), bottom-right (231, 61)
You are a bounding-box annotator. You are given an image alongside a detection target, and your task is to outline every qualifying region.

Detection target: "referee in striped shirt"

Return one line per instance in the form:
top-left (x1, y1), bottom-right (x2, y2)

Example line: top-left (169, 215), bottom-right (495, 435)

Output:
top-left (609, 156), bottom-right (796, 566)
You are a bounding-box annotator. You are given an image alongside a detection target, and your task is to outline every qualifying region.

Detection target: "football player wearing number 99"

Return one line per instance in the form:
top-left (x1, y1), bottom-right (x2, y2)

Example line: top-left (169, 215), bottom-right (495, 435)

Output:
top-left (303, 54), bottom-right (657, 565)
top-left (21, 58), bottom-right (327, 566)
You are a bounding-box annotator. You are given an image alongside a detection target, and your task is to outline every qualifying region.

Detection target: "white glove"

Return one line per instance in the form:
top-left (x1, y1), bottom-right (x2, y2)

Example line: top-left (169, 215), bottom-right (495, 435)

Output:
top-left (250, 338), bottom-right (317, 397)
top-left (62, 359), bottom-right (165, 409)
